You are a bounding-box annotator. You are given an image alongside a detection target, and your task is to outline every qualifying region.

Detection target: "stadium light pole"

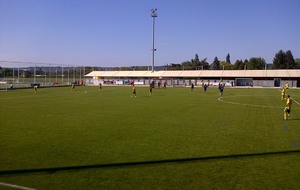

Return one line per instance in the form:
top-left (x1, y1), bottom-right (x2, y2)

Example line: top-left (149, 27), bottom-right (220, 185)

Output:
top-left (18, 62), bottom-right (20, 83)
top-left (151, 8), bottom-right (157, 72)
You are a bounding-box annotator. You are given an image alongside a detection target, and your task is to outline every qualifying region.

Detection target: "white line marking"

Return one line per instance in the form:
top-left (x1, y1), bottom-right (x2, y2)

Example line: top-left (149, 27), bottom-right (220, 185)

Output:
top-left (0, 182), bottom-right (36, 190)
top-left (218, 95), bottom-right (284, 108)
top-left (291, 97), bottom-right (300, 106)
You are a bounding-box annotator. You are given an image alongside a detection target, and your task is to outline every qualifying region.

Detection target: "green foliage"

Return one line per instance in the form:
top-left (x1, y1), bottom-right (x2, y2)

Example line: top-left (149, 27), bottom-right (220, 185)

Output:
top-left (211, 56), bottom-right (220, 70)
top-left (296, 58), bottom-right (300, 69)
top-left (226, 53), bottom-right (231, 64)
top-left (247, 57), bottom-right (266, 70)
top-left (286, 50), bottom-right (296, 69)
top-left (233, 60), bottom-right (244, 70)
top-left (201, 58), bottom-right (210, 70)
top-left (192, 54), bottom-right (201, 68)
top-left (180, 54), bottom-right (203, 70)
top-left (273, 50), bottom-right (296, 69)
top-left (220, 61), bottom-right (233, 70)
top-left (181, 60), bottom-right (193, 70)
top-left (166, 63), bottom-right (182, 70)
top-left (166, 54), bottom-right (209, 70)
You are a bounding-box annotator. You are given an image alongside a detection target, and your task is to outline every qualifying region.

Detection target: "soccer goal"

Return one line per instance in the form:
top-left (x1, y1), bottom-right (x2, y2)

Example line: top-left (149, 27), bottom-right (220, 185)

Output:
top-left (0, 79), bottom-right (8, 91)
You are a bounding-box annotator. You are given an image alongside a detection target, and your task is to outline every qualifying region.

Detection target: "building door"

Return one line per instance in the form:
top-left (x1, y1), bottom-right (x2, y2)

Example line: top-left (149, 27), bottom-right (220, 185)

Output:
top-left (274, 78), bottom-right (281, 87)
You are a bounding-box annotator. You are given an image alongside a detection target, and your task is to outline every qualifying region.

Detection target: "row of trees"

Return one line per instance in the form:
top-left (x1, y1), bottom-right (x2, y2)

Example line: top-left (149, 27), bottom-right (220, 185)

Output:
top-left (166, 50), bottom-right (300, 70)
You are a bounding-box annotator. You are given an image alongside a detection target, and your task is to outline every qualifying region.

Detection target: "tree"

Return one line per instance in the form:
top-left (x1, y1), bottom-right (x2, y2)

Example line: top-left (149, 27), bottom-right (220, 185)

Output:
top-left (167, 63), bottom-right (182, 70)
top-left (0, 68), bottom-right (14, 77)
top-left (181, 60), bottom-right (193, 70)
top-left (211, 57), bottom-right (220, 70)
top-left (273, 50), bottom-right (287, 69)
top-left (247, 57), bottom-right (266, 69)
top-left (220, 61), bottom-right (233, 70)
top-left (226, 53), bottom-right (231, 64)
top-left (233, 60), bottom-right (245, 70)
top-left (200, 58), bottom-right (210, 70)
top-left (244, 59), bottom-right (249, 69)
top-left (0, 67), bottom-right (4, 78)
top-left (23, 70), bottom-right (33, 78)
top-left (286, 50), bottom-right (296, 69)
top-left (295, 58), bottom-right (300, 69)
top-left (191, 54), bottom-right (201, 69)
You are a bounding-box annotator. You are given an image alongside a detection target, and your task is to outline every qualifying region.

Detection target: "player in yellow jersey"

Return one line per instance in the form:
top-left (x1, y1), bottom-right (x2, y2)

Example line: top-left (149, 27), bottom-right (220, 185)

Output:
top-left (131, 85), bottom-right (136, 97)
top-left (285, 82), bottom-right (289, 90)
top-left (34, 85), bottom-right (38, 93)
top-left (281, 87), bottom-right (286, 100)
top-left (283, 95), bottom-right (292, 120)
top-left (149, 84), bottom-right (152, 95)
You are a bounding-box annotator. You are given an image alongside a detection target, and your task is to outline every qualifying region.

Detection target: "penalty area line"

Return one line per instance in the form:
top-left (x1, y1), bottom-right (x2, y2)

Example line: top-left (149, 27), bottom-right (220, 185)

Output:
top-left (0, 181), bottom-right (36, 190)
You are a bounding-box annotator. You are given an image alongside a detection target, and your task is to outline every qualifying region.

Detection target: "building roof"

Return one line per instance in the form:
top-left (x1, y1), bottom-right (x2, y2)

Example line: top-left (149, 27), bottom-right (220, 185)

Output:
top-left (85, 70), bottom-right (300, 78)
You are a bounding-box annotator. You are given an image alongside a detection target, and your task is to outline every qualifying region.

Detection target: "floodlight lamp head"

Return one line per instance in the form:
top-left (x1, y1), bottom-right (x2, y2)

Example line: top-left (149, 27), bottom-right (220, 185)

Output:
top-left (151, 8), bottom-right (157, 17)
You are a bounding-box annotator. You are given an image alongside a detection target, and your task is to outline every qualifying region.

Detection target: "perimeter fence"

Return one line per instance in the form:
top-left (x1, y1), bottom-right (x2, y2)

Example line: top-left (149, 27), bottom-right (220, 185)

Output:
top-left (0, 61), bottom-right (86, 90)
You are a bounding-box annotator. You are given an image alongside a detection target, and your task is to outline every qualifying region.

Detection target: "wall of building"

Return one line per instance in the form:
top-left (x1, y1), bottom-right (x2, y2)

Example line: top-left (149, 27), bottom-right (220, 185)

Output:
top-left (85, 77), bottom-right (297, 88)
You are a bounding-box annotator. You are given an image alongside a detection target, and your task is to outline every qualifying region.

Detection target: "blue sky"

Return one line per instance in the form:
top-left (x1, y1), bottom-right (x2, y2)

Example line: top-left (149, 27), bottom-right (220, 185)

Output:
top-left (0, 0), bottom-right (299, 67)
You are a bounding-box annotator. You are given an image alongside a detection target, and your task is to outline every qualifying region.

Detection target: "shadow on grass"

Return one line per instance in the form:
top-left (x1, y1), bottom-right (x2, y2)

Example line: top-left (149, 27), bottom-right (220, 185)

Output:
top-left (1, 149), bottom-right (300, 176)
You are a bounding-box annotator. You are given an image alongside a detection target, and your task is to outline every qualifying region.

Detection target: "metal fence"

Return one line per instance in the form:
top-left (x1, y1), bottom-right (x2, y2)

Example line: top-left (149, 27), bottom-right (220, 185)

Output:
top-left (0, 61), bottom-right (85, 90)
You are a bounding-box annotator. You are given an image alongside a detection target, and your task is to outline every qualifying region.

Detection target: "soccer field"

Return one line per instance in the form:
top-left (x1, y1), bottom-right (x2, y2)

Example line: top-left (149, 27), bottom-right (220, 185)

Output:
top-left (0, 86), bottom-right (300, 189)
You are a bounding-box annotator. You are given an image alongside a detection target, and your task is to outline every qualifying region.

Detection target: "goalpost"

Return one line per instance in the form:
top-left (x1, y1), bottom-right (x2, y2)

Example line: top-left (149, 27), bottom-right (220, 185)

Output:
top-left (0, 79), bottom-right (8, 91)
top-left (0, 61), bottom-right (86, 89)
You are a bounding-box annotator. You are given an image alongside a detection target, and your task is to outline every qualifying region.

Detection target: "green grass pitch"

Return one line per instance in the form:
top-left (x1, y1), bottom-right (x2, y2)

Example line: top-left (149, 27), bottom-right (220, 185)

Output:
top-left (0, 86), bottom-right (300, 189)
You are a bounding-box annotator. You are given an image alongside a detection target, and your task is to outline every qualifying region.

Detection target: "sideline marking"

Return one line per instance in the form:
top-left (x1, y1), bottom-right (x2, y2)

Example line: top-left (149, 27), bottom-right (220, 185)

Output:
top-left (0, 182), bottom-right (36, 190)
top-left (291, 97), bottom-right (300, 106)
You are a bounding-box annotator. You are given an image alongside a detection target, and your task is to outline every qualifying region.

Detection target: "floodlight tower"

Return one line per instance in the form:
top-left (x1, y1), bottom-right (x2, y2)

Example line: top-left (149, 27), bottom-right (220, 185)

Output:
top-left (151, 8), bottom-right (157, 72)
